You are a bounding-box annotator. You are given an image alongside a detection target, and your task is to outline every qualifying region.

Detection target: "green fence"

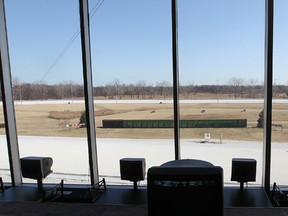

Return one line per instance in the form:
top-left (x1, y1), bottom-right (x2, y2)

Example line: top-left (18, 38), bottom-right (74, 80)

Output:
top-left (102, 119), bottom-right (247, 128)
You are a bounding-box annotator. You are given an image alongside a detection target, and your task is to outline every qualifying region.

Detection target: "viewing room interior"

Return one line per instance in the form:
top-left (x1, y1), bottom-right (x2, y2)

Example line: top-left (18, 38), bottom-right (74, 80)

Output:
top-left (1, 0), bottom-right (288, 215)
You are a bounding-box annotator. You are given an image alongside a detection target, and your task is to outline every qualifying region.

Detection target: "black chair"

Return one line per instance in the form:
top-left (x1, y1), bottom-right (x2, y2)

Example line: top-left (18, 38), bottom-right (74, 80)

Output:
top-left (147, 166), bottom-right (223, 216)
top-left (271, 182), bottom-right (288, 207)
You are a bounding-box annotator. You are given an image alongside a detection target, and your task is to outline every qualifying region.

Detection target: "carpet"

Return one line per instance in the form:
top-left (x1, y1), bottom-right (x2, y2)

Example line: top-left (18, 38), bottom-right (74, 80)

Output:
top-left (0, 202), bottom-right (288, 216)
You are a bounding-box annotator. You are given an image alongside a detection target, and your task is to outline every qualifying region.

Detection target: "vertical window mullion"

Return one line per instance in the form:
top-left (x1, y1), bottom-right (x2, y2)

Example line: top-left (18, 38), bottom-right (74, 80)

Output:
top-left (79, 0), bottom-right (99, 185)
top-left (263, 0), bottom-right (274, 193)
top-left (0, 0), bottom-right (22, 186)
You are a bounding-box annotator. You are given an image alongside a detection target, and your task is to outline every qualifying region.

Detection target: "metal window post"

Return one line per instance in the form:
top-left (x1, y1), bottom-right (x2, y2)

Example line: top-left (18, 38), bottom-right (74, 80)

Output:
top-left (79, 0), bottom-right (99, 185)
top-left (172, 0), bottom-right (180, 160)
top-left (263, 0), bottom-right (273, 193)
top-left (0, 0), bottom-right (22, 186)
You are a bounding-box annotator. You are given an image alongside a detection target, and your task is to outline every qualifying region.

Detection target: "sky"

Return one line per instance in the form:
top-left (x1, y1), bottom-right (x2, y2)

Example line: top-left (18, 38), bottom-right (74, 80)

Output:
top-left (4, 0), bottom-right (288, 86)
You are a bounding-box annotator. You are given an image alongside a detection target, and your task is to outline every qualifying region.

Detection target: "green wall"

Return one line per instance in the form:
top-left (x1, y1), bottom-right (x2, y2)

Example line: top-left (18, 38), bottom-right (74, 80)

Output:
top-left (102, 119), bottom-right (247, 128)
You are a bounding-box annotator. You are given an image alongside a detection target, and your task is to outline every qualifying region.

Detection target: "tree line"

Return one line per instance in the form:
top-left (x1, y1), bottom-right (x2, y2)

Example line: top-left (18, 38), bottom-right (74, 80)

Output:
top-left (6, 77), bottom-right (288, 101)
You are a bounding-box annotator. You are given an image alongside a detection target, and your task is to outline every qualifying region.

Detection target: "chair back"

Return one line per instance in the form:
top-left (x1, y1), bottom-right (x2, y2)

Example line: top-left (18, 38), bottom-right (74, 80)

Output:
top-left (147, 166), bottom-right (223, 216)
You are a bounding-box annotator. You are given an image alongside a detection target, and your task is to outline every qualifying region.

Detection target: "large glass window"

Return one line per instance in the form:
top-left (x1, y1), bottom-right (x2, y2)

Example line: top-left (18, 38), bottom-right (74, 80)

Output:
top-left (5, 0), bottom-right (90, 184)
top-left (89, 0), bottom-right (174, 185)
top-left (271, 0), bottom-right (288, 187)
top-left (3, 0), bottom-right (282, 189)
top-left (178, 0), bottom-right (265, 186)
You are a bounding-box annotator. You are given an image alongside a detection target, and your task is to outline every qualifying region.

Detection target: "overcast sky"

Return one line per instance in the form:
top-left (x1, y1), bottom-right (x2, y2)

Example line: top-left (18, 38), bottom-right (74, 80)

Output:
top-left (4, 0), bottom-right (288, 86)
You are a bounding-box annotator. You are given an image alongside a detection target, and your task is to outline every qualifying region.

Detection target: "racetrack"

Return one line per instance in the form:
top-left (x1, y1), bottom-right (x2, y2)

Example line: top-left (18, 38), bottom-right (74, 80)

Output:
top-left (1, 99), bottom-right (287, 141)
top-left (10, 98), bottom-right (288, 105)
top-left (1, 99), bottom-right (288, 186)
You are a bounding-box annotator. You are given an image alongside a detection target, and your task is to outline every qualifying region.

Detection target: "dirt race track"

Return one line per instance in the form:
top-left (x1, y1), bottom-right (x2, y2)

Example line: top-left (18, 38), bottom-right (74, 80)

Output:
top-left (0, 99), bottom-right (287, 142)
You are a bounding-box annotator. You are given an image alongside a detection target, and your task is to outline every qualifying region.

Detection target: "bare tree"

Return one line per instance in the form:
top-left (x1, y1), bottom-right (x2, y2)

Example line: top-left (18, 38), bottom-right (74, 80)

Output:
top-left (112, 79), bottom-right (123, 100)
top-left (31, 81), bottom-right (48, 100)
top-left (181, 81), bottom-right (195, 99)
top-left (59, 81), bottom-right (77, 100)
top-left (104, 83), bottom-right (114, 99)
top-left (12, 76), bottom-right (22, 101)
top-left (21, 83), bottom-right (33, 100)
top-left (126, 83), bottom-right (135, 99)
top-left (54, 84), bottom-right (65, 99)
top-left (246, 79), bottom-right (258, 98)
top-left (135, 80), bottom-right (147, 99)
top-left (147, 83), bottom-right (156, 99)
top-left (228, 77), bottom-right (244, 98)
top-left (104, 79), bottom-right (123, 99)
top-left (67, 81), bottom-right (76, 100)
top-left (157, 80), bottom-right (171, 99)
top-left (5, 77), bottom-right (281, 101)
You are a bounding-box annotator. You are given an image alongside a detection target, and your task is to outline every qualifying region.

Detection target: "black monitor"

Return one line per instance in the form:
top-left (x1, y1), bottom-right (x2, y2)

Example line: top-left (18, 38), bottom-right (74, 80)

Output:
top-left (147, 166), bottom-right (223, 216)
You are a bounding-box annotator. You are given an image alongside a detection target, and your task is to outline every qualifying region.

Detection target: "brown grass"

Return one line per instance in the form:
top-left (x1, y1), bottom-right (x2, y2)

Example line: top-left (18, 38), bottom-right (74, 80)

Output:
top-left (0, 102), bottom-right (287, 142)
top-left (48, 110), bottom-right (83, 120)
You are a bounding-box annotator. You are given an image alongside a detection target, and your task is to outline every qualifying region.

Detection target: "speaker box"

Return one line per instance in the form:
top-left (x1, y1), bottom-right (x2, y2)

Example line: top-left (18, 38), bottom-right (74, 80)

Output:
top-left (231, 158), bottom-right (256, 183)
top-left (120, 158), bottom-right (145, 189)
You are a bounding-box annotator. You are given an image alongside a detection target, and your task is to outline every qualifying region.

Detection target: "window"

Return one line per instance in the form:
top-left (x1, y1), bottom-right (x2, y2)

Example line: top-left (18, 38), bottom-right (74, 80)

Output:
top-left (1, 0), bottom-right (281, 190)
top-left (178, 0), bottom-right (265, 186)
top-left (271, 0), bottom-right (288, 187)
top-left (5, 0), bottom-right (90, 185)
top-left (89, 0), bottom-right (174, 185)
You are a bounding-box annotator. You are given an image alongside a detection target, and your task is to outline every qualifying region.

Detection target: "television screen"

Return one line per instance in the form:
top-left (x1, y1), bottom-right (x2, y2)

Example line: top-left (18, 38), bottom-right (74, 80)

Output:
top-left (147, 166), bottom-right (223, 216)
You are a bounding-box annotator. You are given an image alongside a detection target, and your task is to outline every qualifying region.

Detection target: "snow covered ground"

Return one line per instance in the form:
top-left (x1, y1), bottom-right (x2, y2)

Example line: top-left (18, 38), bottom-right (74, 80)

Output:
top-left (8, 98), bottom-right (288, 105)
top-left (1, 135), bottom-right (288, 187)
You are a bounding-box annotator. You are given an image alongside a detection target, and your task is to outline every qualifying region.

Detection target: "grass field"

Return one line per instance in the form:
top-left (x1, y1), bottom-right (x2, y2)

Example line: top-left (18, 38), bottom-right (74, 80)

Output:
top-left (0, 101), bottom-right (287, 142)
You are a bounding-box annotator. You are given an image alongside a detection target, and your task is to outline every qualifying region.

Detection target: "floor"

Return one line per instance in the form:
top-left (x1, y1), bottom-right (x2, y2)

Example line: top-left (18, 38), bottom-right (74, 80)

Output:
top-left (0, 184), bottom-right (284, 216)
top-left (0, 202), bottom-right (288, 216)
